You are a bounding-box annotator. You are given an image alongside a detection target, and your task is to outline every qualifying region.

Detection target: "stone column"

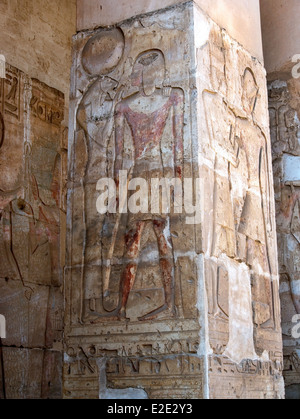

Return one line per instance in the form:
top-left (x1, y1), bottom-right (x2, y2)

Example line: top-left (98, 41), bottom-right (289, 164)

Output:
top-left (261, 0), bottom-right (300, 400)
top-left (64, 0), bottom-right (284, 399)
top-left (0, 65), bottom-right (66, 399)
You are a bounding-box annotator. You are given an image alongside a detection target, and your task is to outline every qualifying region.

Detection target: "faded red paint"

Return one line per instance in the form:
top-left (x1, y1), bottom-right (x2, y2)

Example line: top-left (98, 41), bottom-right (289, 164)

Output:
top-left (125, 221), bottom-right (145, 259)
top-left (120, 263), bottom-right (137, 315)
top-left (153, 220), bottom-right (169, 257)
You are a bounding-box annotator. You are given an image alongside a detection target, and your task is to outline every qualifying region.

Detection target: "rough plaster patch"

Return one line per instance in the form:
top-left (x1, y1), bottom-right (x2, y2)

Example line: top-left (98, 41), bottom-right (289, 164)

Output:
top-left (97, 358), bottom-right (148, 400)
top-left (283, 155), bottom-right (300, 182)
top-left (222, 256), bottom-right (258, 364)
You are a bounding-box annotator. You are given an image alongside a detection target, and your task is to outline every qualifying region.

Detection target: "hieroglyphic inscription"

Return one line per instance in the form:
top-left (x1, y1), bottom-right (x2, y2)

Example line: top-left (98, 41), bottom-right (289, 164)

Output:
top-left (0, 64), bottom-right (21, 120)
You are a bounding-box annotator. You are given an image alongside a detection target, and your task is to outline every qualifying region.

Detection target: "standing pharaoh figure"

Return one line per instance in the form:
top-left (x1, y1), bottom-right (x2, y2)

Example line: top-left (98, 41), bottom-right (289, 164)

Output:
top-left (203, 91), bottom-right (239, 320)
top-left (203, 88), bottom-right (246, 358)
top-left (113, 49), bottom-right (184, 320)
top-left (237, 68), bottom-right (275, 336)
top-left (203, 68), bottom-right (273, 361)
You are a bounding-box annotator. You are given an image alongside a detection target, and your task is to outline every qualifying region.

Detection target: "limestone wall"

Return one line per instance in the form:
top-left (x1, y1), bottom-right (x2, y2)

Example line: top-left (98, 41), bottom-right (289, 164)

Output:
top-left (77, 0), bottom-right (263, 62)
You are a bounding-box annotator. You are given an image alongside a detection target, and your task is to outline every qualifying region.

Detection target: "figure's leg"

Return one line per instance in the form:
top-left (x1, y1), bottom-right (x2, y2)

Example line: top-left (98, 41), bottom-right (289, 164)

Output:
top-left (118, 221), bottom-right (145, 319)
top-left (82, 177), bottom-right (105, 320)
top-left (210, 225), bottom-right (230, 318)
top-left (139, 219), bottom-right (175, 321)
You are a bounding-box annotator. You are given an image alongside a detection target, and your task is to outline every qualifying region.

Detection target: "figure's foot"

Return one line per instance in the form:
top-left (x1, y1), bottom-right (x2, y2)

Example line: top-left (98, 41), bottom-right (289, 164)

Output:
top-left (118, 308), bottom-right (130, 322)
top-left (138, 304), bottom-right (175, 321)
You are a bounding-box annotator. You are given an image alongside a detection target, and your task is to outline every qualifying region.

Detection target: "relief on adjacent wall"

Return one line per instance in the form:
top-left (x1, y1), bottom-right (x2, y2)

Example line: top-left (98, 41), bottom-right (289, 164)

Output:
top-left (0, 64), bottom-right (65, 398)
top-left (0, 70), bottom-right (64, 298)
top-left (0, 64), bottom-right (21, 120)
top-left (289, 195), bottom-right (300, 314)
top-left (269, 82), bottom-right (300, 318)
top-left (268, 75), bottom-right (300, 399)
top-left (30, 95), bottom-right (64, 126)
top-left (269, 85), bottom-right (300, 159)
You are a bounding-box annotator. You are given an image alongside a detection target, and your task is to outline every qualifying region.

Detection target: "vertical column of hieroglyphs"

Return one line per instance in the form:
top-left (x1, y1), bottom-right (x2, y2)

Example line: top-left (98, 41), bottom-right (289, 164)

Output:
top-left (0, 63), bottom-right (65, 398)
top-left (64, 2), bottom-right (206, 399)
top-left (269, 75), bottom-right (300, 398)
top-left (194, 4), bottom-right (284, 398)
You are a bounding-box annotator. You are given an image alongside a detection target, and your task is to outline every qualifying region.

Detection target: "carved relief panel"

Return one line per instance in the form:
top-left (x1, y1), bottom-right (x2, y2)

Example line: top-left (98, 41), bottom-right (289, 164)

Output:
top-left (66, 2), bottom-right (284, 399)
top-left (0, 64), bottom-right (65, 399)
top-left (197, 9), bottom-right (283, 397)
top-left (65, 3), bottom-right (203, 399)
top-left (269, 79), bottom-right (300, 397)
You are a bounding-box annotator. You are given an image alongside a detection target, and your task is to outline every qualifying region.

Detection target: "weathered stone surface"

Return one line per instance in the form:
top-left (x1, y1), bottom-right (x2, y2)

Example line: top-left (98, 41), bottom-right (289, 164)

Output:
top-left (66, 1), bottom-right (283, 399)
top-left (0, 0), bottom-right (76, 109)
top-left (0, 347), bottom-right (62, 399)
top-left (0, 64), bottom-right (65, 398)
top-left (77, 0), bottom-right (263, 62)
top-left (269, 77), bottom-right (300, 399)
